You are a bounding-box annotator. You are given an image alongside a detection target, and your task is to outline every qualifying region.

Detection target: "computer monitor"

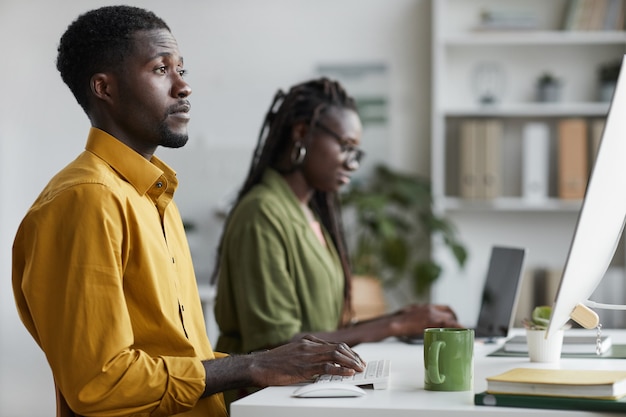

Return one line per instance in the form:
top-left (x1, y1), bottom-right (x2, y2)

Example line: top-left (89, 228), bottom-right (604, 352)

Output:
top-left (547, 54), bottom-right (626, 338)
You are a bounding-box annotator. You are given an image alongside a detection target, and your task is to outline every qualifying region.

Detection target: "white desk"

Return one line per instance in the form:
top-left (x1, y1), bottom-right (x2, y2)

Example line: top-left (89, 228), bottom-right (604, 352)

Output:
top-left (231, 329), bottom-right (626, 416)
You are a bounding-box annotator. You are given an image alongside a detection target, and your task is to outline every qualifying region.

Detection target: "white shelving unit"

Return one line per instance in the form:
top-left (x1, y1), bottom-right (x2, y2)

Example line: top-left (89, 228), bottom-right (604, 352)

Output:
top-left (430, 0), bottom-right (626, 326)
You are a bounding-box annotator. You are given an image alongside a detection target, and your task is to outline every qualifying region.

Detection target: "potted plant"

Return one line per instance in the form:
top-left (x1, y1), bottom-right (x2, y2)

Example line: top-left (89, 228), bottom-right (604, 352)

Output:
top-left (536, 72), bottom-right (561, 102)
top-left (341, 164), bottom-right (467, 303)
top-left (523, 305), bottom-right (565, 362)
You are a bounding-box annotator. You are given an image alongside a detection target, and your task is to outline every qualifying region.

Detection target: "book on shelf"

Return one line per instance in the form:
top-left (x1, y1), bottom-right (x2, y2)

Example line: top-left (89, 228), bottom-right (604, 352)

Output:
top-left (557, 118), bottom-right (588, 200)
top-left (578, 0), bottom-right (596, 30)
top-left (475, 391), bottom-right (626, 412)
top-left (475, 10), bottom-right (538, 31)
top-left (588, 0), bottom-right (609, 30)
top-left (605, 0), bottom-right (625, 30)
top-left (562, 0), bottom-right (583, 30)
top-left (503, 334), bottom-right (613, 354)
top-left (522, 122), bottom-right (550, 201)
top-left (459, 119), bottom-right (480, 199)
top-left (486, 368), bottom-right (626, 400)
top-left (562, 0), bottom-right (624, 30)
top-left (482, 119), bottom-right (502, 199)
top-left (458, 119), bottom-right (502, 200)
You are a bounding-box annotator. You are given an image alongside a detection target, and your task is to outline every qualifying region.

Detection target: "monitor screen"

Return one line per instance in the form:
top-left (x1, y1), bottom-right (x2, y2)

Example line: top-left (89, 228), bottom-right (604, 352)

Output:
top-left (547, 54), bottom-right (626, 337)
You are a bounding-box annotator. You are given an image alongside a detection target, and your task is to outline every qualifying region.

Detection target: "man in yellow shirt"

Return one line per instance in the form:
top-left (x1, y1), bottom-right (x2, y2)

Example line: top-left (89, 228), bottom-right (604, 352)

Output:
top-left (11, 6), bottom-right (364, 417)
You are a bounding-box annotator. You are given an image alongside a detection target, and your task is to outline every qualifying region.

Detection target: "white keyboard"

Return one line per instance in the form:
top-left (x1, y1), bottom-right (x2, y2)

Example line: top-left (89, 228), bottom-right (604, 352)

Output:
top-left (314, 359), bottom-right (390, 389)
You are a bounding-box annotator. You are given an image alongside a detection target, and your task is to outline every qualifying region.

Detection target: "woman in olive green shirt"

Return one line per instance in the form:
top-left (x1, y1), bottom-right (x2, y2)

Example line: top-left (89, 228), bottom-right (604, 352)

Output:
top-left (214, 78), bottom-right (461, 355)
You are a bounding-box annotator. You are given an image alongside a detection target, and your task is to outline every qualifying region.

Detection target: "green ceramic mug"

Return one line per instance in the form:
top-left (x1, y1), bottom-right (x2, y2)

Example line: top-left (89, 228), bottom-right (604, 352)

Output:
top-left (423, 328), bottom-right (474, 391)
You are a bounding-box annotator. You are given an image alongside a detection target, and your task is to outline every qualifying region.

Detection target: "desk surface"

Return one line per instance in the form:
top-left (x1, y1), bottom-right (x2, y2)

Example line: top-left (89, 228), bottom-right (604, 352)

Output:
top-left (231, 329), bottom-right (626, 417)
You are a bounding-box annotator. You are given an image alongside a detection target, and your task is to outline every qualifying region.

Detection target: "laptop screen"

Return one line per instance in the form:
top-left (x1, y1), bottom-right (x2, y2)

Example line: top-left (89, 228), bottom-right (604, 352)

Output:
top-left (474, 246), bottom-right (526, 338)
top-left (398, 245), bottom-right (526, 344)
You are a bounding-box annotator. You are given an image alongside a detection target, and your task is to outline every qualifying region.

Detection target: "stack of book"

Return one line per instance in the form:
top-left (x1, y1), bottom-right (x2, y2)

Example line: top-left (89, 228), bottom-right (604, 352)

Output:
top-left (475, 368), bottom-right (626, 412)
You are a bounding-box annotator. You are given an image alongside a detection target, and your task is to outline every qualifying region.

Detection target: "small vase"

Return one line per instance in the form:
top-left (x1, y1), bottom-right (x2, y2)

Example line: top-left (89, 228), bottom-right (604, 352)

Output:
top-left (537, 83), bottom-right (561, 102)
top-left (526, 328), bottom-right (564, 363)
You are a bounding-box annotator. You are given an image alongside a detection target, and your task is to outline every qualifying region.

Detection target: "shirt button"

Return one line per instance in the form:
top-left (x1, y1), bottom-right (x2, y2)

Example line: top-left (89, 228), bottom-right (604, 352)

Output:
top-left (156, 182), bottom-right (163, 188)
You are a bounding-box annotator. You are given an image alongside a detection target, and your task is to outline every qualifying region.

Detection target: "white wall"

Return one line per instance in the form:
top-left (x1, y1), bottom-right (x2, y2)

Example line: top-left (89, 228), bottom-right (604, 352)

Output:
top-left (0, 1), bottom-right (430, 415)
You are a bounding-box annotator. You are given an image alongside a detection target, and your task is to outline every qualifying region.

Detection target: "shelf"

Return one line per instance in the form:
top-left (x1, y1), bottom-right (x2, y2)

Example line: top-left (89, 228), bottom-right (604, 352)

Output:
top-left (439, 197), bottom-right (583, 213)
top-left (442, 102), bottom-right (610, 117)
top-left (441, 30), bottom-right (626, 46)
top-left (430, 0), bottom-right (626, 331)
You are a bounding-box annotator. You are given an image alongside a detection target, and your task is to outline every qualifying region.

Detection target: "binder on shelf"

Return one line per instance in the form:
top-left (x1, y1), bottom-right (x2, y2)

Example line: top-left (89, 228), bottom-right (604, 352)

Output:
top-left (459, 119), bottom-right (480, 199)
top-left (458, 119), bottom-right (502, 200)
top-left (604, 0), bottom-right (625, 30)
top-left (576, 0), bottom-right (594, 30)
top-left (588, 0), bottom-right (609, 30)
top-left (483, 119), bottom-right (502, 199)
top-left (557, 118), bottom-right (589, 200)
top-left (562, 0), bottom-right (583, 30)
top-left (563, 0), bottom-right (623, 30)
top-left (474, 120), bottom-right (487, 199)
top-left (522, 122), bottom-right (550, 201)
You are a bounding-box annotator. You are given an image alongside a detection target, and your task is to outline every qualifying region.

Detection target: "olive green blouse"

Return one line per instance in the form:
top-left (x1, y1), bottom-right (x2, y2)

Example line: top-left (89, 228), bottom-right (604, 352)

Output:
top-left (215, 169), bottom-right (345, 354)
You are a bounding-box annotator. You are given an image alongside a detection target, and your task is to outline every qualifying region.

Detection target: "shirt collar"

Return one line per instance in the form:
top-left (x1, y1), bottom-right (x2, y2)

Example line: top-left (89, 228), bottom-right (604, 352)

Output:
top-left (84, 127), bottom-right (178, 196)
top-left (262, 168), bottom-right (309, 225)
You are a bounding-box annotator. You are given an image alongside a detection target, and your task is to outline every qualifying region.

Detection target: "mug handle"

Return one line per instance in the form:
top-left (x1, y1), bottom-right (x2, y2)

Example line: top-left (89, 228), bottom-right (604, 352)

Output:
top-left (427, 340), bottom-right (446, 384)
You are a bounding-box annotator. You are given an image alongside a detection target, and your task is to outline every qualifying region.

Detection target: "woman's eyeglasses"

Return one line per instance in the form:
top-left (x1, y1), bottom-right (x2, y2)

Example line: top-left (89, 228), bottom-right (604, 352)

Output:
top-left (315, 122), bottom-right (365, 169)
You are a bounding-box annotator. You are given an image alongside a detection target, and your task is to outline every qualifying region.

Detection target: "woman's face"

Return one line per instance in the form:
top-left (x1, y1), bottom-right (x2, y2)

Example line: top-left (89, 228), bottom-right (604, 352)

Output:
top-left (301, 107), bottom-right (363, 192)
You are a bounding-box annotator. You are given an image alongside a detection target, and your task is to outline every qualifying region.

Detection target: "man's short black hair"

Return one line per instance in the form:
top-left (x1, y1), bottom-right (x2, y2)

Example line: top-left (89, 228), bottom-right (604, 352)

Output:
top-left (56, 5), bottom-right (170, 113)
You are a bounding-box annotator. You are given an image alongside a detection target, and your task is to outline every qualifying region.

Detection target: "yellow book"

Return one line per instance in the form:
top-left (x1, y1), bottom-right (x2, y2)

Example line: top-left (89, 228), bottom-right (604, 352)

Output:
top-left (486, 368), bottom-right (626, 400)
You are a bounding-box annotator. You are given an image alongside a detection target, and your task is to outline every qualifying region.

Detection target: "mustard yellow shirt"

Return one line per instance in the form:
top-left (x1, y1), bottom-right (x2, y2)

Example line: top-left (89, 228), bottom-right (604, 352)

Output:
top-left (12, 128), bottom-right (227, 417)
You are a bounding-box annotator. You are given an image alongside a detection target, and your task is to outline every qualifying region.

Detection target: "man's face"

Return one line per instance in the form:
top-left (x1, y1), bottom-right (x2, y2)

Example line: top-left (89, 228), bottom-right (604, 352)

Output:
top-left (110, 29), bottom-right (191, 154)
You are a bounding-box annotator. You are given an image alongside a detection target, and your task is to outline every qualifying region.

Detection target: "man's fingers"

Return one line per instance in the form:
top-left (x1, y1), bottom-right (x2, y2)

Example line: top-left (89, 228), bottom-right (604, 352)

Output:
top-left (297, 336), bottom-right (365, 372)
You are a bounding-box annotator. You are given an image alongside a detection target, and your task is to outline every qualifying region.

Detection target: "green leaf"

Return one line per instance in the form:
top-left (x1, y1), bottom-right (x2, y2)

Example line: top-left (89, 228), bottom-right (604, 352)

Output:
top-left (531, 305), bottom-right (552, 329)
top-left (381, 237), bottom-right (408, 270)
top-left (412, 261), bottom-right (442, 296)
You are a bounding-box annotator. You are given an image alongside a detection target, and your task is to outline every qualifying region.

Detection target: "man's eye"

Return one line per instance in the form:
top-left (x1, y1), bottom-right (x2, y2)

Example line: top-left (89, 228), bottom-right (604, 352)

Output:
top-left (155, 66), bottom-right (167, 74)
top-left (178, 69), bottom-right (188, 77)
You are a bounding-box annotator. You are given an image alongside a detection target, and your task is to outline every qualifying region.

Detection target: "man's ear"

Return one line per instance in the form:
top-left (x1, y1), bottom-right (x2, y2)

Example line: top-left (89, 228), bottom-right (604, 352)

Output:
top-left (90, 73), bottom-right (115, 104)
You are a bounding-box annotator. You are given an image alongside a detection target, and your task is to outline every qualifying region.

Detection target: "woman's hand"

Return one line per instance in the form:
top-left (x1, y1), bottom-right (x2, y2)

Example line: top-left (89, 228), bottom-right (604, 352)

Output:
top-left (389, 304), bottom-right (463, 338)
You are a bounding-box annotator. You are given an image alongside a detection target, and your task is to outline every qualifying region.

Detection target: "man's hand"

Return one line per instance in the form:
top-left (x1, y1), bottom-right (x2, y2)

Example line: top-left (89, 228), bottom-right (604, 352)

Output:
top-left (249, 335), bottom-right (365, 387)
top-left (201, 335), bottom-right (365, 397)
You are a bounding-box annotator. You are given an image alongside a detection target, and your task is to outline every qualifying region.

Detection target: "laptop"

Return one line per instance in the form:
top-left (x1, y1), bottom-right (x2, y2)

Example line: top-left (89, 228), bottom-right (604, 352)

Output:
top-left (399, 245), bottom-right (527, 343)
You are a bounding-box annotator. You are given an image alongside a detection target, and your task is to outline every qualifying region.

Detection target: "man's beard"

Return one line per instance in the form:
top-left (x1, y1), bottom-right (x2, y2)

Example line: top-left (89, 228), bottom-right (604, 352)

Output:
top-left (158, 122), bottom-right (189, 149)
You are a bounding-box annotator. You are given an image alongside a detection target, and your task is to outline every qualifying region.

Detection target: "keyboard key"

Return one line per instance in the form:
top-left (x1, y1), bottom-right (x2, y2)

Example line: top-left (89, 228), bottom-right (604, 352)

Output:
top-left (314, 359), bottom-right (390, 390)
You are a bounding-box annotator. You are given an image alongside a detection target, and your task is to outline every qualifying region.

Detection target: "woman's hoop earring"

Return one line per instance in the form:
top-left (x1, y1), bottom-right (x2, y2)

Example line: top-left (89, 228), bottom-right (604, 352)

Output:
top-left (291, 141), bottom-right (307, 166)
